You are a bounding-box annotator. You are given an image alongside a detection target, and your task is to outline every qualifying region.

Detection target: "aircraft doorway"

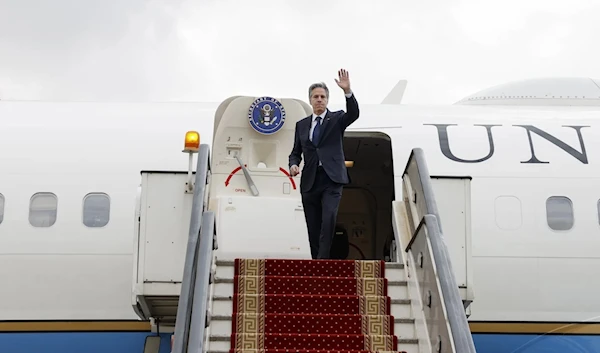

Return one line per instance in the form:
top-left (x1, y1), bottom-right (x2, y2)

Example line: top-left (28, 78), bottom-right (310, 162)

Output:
top-left (332, 132), bottom-right (395, 261)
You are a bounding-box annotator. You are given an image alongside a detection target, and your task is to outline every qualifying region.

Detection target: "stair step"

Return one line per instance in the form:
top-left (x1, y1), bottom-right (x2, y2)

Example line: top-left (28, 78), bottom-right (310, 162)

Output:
top-left (213, 314), bottom-right (416, 323)
top-left (212, 296), bottom-right (412, 319)
top-left (216, 260), bottom-right (406, 281)
top-left (215, 259), bottom-right (405, 269)
top-left (209, 334), bottom-right (418, 351)
top-left (209, 334), bottom-right (418, 352)
top-left (213, 278), bottom-right (408, 299)
top-left (210, 314), bottom-right (416, 339)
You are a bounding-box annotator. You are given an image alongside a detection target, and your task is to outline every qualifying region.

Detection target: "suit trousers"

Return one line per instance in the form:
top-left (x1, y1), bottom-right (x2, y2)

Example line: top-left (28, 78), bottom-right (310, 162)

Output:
top-left (301, 166), bottom-right (343, 259)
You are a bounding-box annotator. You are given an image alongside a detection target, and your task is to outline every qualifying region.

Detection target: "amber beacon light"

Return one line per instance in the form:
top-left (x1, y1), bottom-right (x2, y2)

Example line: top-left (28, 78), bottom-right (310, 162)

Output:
top-left (183, 130), bottom-right (200, 153)
top-left (182, 130), bottom-right (200, 193)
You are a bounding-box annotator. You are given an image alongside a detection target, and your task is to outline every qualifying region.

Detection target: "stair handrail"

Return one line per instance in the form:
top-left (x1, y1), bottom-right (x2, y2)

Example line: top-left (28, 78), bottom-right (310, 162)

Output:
top-left (187, 210), bottom-right (216, 353)
top-left (172, 144), bottom-right (211, 353)
top-left (400, 148), bottom-right (477, 353)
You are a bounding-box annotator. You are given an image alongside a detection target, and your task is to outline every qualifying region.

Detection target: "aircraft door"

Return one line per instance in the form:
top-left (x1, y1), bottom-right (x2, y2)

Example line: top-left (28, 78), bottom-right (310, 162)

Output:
top-left (208, 96), bottom-right (314, 259)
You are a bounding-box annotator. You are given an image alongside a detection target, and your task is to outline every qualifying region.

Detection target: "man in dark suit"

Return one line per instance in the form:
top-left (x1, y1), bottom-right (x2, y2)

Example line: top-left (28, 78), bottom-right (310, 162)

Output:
top-left (288, 69), bottom-right (360, 259)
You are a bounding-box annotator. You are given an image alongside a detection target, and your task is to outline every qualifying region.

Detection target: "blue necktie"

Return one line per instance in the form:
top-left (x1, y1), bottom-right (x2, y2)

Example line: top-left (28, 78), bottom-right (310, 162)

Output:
top-left (312, 116), bottom-right (322, 145)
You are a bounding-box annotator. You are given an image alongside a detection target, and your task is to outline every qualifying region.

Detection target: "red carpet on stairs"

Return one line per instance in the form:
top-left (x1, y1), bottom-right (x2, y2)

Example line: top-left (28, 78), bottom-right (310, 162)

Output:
top-left (230, 259), bottom-right (404, 353)
top-left (232, 294), bottom-right (391, 315)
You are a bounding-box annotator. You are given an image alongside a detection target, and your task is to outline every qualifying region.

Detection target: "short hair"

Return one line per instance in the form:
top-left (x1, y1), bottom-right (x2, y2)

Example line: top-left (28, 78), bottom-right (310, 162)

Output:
top-left (308, 82), bottom-right (329, 100)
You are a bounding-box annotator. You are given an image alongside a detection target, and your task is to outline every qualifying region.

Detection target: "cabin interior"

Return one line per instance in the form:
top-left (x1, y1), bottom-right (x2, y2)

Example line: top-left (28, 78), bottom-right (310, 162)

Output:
top-left (332, 131), bottom-right (395, 261)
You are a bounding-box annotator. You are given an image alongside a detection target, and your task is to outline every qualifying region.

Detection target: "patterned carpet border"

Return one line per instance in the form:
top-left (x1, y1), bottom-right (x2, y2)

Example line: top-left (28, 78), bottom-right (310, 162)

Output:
top-left (232, 294), bottom-right (391, 315)
top-left (229, 259), bottom-right (400, 353)
top-left (230, 333), bottom-right (398, 351)
top-left (232, 313), bottom-right (394, 336)
top-left (233, 276), bottom-right (388, 297)
top-left (234, 259), bottom-right (386, 278)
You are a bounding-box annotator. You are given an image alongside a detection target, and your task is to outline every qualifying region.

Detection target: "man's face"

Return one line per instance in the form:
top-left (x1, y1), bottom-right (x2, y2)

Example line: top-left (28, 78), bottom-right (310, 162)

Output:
top-left (310, 88), bottom-right (328, 115)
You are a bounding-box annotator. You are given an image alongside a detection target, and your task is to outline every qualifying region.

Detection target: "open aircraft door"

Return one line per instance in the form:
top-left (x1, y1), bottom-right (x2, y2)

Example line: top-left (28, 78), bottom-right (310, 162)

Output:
top-left (208, 96), bottom-right (314, 260)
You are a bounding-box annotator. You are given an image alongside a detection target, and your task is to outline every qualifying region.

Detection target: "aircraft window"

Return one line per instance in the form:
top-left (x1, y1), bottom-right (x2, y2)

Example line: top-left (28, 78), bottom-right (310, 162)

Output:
top-left (546, 196), bottom-right (574, 231)
top-left (0, 193), bottom-right (4, 224)
top-left (494, 196), bottom-right (522, 230)
top-left (29, 192), bottom-right (58, 227)
top-left (83, 193), bottom-right (110, 228)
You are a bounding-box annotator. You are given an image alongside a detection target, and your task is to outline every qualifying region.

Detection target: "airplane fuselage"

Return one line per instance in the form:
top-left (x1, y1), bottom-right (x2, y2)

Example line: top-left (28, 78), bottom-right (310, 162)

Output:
top-left (1, 100), bottom-right (599, 353)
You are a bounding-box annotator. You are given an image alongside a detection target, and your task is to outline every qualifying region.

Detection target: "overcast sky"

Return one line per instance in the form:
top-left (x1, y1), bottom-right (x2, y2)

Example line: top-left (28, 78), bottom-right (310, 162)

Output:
top-left (0, 0), bottom-right (599, 105)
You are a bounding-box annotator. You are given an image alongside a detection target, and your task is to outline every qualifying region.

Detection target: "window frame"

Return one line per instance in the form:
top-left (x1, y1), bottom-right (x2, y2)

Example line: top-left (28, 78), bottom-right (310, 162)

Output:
top-left (545, 196), bottom-right (574, 231)
top-left (82, 192), bottom-right (111, 228)
top-left (494, 195), bottom-right (523, 231)
top-left (29, 192), bottom-right (58, 228)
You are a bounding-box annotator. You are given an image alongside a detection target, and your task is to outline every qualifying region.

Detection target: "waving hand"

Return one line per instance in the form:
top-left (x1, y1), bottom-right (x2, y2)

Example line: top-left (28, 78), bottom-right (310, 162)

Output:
top-left (334, 69), bottom-right (351, 94)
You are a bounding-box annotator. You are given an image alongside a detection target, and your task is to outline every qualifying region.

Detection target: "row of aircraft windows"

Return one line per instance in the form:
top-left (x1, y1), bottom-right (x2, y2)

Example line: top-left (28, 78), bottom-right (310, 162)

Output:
top-left (0, 192), bottom-right (110, 228)
top-left (0, 193), bottom-right (594, 231)
top-left (494, 195), bottom-right (593, 231)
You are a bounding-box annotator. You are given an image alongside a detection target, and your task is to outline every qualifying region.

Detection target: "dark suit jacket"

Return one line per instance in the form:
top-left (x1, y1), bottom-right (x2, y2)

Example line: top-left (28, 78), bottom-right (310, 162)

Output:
top-left (288, 93), bottom-right (360, 193)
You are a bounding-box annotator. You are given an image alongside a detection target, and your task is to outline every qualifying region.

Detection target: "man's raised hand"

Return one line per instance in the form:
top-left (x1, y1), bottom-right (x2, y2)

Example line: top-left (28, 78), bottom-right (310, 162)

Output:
top-left (335, 69), bottom-right (351, 93)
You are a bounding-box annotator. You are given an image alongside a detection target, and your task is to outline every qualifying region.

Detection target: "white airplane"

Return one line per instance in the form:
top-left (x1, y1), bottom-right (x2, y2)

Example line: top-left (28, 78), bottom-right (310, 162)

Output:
top-left (1, 77), bottom-right (600, 353)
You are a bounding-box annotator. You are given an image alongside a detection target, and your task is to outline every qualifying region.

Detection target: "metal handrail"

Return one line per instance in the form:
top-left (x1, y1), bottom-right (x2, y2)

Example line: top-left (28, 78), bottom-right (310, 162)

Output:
top-left (172, 144), bottom-right (211, 353)
top-left (401, 148), bottom-right (477, 353)
top-left (187, 211), bottom-right (216, 353)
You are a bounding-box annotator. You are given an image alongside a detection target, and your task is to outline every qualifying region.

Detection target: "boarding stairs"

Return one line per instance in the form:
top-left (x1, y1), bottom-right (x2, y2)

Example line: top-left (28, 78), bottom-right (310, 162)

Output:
top-left (131, 95), bottom-right (476, 353)
top-left (206, 258), bottom-right (417, 353)
top-left (133, 148), bottom-right (476, 353)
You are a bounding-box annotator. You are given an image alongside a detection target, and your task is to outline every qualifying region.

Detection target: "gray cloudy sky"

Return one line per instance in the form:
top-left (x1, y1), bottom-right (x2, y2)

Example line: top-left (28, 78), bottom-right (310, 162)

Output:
top-left (0, 0), bottom-right (599, 105)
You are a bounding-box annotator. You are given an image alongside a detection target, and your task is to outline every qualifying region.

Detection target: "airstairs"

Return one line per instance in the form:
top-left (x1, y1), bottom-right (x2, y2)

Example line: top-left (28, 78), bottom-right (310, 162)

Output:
top-left (131, 95), bottom-right (477, 353)
top-left (205, 258), bottom-right (418, 353)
